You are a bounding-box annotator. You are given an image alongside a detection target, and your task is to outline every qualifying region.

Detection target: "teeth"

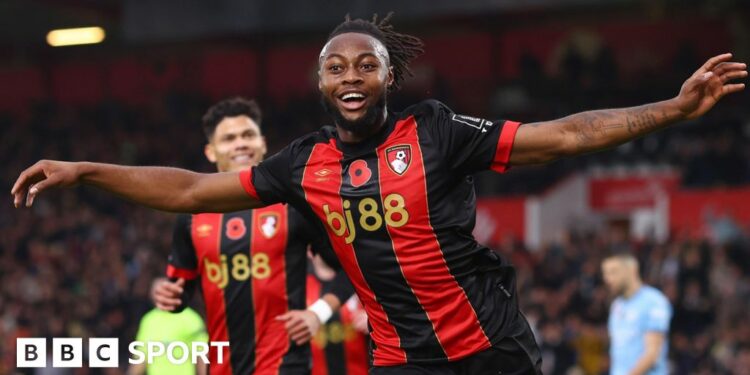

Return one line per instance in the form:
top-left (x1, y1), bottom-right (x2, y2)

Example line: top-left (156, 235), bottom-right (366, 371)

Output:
top-left (342, 93), bottom-right (365, 100)
top-left (233, 155), bottom-right (251, 162)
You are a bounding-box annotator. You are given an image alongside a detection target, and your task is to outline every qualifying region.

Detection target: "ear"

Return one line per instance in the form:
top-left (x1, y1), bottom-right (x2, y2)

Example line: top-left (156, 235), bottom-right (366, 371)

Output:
top-left (317, 59), bottom-right (324, 91)
top-left (204, 143), bottom-right (217, 163)
top-left (260, 136), bottom-right (268, 158)
top-left (387, 66), bottom-right (395, 87)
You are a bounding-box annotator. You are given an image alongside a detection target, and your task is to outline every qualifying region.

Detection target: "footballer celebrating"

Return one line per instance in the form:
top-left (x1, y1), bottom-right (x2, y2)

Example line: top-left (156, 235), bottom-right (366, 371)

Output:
top-left (12, 13), bottom-right (746, 375)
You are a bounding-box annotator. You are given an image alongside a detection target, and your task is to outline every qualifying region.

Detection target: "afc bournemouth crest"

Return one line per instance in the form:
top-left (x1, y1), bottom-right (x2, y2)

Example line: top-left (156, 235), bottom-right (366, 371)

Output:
top-left (385, 145), bottom-right (412, 175)
top-left (259, 212), bottom-right (280, 239)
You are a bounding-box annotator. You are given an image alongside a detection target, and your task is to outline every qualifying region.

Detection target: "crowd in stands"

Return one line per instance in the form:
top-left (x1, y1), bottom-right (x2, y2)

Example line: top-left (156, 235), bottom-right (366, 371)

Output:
top-left (500, 229), bottom-right (750, 374)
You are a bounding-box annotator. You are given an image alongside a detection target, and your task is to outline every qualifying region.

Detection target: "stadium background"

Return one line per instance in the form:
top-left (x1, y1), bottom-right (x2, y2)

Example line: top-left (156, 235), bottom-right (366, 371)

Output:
top-left (1, 0), bottom-right (749, 373)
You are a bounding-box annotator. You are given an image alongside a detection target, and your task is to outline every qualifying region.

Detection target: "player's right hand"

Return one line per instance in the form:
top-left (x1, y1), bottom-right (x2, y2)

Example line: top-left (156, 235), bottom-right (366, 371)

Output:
top-left (11, 160), bottom-right (84, 208)
top-left (151, 277), bottom-right (185, 311)
top-left (276, 310), bottom-right (321, 345)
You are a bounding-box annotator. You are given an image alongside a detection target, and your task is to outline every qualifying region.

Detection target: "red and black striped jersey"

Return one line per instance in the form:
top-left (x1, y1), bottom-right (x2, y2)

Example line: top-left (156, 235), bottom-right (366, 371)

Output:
top-left (307, 274), bottom-right (369, 375)
top-left (240, 100), bottom-right (524, 366)
top-left (167, 204), bottom-right (338, 374)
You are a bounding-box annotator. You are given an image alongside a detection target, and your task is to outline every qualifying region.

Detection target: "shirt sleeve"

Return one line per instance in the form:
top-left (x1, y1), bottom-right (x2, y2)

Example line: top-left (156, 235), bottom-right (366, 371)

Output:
top-left (239, 144), bottom-right (295, 205)
top-left (307, 227), bottom-right (354, 304)
top-left (309, 231), bottom-right (340, 268)
top-left (423, 100), bottom-right (521, 174)
top-left (644, 295), bottom-right (672, 332)
top-left (296, 209), bottom-right (341, 272)
top-left (166, 214), bottom-right (199, 281)
top-left (293, 209), bottom-right (353, 303)
top-left (170, 279), bottom-right (198, 314)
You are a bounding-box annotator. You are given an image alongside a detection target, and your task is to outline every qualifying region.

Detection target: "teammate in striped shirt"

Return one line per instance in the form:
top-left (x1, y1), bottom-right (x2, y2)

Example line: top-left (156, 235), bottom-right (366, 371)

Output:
top-left (149, 97), bottom-right (352, 374)
top-left (308, 253), bottom-right (369, 375)
top-left (12, 13), bottom-right (746, 375)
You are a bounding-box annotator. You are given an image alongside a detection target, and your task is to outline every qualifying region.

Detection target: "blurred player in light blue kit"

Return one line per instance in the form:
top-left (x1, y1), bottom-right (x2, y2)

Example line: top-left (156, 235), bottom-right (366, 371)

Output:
top-left (602, 254), bottom-right (672, 375)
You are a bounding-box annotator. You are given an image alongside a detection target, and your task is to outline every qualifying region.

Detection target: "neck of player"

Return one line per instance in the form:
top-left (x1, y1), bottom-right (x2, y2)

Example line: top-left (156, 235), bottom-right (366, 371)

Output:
top-left (337, 108), bottom-right (388, 144)
top-left (624, 279), bottom-right (643, 298)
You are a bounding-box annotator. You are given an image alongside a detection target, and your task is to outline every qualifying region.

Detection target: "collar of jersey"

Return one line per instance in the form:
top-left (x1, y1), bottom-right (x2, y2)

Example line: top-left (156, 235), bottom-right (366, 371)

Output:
top-left (334, 111), bottom-right (398, 157)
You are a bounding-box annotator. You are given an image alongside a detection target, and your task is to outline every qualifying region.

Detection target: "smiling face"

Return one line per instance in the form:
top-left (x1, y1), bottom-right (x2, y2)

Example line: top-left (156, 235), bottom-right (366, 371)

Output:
top-left (204, 115), bottom-right (266, 173)
top-left (318, 32), bottom-right (394, 136)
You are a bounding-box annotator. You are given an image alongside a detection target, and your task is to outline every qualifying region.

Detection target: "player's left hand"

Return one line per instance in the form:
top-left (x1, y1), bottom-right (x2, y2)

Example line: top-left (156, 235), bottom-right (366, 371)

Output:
top-left (276, 310), bottom-right (321, 345)
top-left (150, 278), bottom-right (185, 311)
top-left (674, 53), bottom-right (746, 120)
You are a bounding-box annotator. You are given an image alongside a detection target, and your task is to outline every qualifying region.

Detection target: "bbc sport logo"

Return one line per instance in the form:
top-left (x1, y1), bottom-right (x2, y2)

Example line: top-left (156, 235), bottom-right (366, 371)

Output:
top-left (17, 338), bottom-right (229, 368)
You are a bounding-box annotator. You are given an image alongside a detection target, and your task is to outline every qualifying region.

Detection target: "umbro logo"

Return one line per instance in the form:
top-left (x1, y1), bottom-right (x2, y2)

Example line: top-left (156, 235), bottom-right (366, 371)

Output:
top-left (196, 224), bottom-right (213, 237)
top-left (314, 168), bottom-right (334, 182)
top-left (314, 169), bottom-right (333, 177)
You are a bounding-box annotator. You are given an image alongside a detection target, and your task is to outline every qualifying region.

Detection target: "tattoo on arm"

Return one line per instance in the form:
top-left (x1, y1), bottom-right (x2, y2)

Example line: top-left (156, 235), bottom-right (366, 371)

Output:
top-left (625, 107), bottom-right (661, 134)
top-left (573, 111), bottom-right (626, 149)
top-left (515, 100), bottom-right (683, 163)
top-left (572, 105), bottom-right (673, 151)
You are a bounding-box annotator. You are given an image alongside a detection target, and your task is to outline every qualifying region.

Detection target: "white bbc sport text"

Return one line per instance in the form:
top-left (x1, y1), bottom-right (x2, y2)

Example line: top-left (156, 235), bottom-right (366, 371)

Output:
top-left (128, 341), bottom-right (228, 365)
top-left (17, 338), bottom-right (228, 368)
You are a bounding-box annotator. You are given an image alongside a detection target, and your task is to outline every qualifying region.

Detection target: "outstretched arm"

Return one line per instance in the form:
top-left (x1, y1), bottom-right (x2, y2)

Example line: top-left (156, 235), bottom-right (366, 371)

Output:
top-left (11, 161), bottom-right (262, 212)
top-left (510, 53), bottom-right (746, 165)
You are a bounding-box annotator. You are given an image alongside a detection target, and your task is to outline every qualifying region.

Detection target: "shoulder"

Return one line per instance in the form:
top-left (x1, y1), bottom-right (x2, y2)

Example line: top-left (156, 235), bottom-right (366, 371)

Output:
top-left (635, 287), bottom-right (671, 318)
top-left (179, 307), bottom-right (204, 324)
top-left (642, 286), bottom-right (671, 306)
top-left (279, 127), bottom-right (338, 162)
top-left (398, 99), bottom-right (453, 121)
top-left (295, 127), bottom-right (336, 149)
top-left (643, 285), bottom-right (669, 302)
top-left (140, 309), bottom-right (165, 325)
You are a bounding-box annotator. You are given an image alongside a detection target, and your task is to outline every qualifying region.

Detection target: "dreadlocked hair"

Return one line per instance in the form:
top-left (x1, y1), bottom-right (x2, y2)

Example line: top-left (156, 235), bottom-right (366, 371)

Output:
top-left (328, 12), bottom-right (424, 91)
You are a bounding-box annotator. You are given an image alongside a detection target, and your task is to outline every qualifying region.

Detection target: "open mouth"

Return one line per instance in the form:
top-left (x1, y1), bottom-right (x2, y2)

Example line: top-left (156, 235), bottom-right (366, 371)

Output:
top-left (337, 92), bottom-right (367, 111)
top-left (231, 154), bottom-right (254, 163)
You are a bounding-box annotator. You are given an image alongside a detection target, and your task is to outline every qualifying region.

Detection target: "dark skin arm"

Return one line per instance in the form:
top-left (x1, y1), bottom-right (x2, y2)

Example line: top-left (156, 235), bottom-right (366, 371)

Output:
top-left (510, 53), bottom-right (746, 165)
top-left (11, 162), bottom-right (262, 212)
